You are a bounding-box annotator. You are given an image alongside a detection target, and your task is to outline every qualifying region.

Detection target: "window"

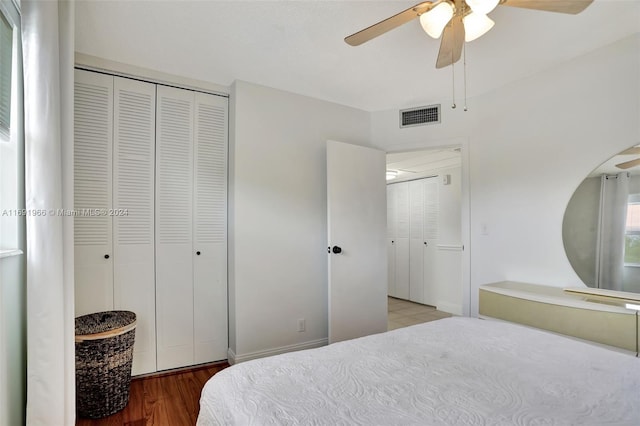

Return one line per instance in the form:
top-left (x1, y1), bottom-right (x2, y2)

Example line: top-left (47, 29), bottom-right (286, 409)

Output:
top-left (0, 0), bottom-right (22, 254)
top-left (624, 194), bottom-right (640, 266)
top-left (0, 11), bottom-right (11, 141)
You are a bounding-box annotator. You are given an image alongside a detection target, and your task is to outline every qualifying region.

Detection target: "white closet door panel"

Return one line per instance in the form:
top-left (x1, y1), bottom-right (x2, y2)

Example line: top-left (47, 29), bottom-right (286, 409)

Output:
top-left (73, 69), bottom-right (114, 315)
top-left (395, 238), bottom-right (410, 300)
top-left (409, 239), bottom-right (425, 303)
top-left (423, 177), bottom-right (439, 306)
top-left (409, 180), bottom-right (424, 241)
top-left (194, 243), bottom-right (227, 363)
top-left (387, 239), bottom-right (396, 297)
top-left (386, 185), bottom-right (397, 238)
top-left (423, 243), bottom-right (438, 306)
top-left (112, 77), bottom-right (157, 375)
top-left (156, 245), bottom-right (193, 370)
top-left (396, 182), bottom-right (410, 238)
top-left (409, 180), bottom-right (424, 303)
top-left (423, 178), bottom-right (439, 240)
top-left (193, 93), bottom-right (228, 363)
top-left (155, 86), bottom-right (195, 370)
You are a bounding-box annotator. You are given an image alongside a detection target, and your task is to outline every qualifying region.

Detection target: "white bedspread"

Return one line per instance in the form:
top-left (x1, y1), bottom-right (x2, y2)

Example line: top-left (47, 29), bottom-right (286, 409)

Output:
top-left (197, 317), bottom-right (640, 425)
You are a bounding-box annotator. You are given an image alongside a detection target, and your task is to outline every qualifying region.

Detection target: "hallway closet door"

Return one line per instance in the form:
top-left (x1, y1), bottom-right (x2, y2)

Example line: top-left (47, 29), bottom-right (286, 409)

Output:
top-left (395, 183), bottom-right (410, 300)
top-left (387, 185), bottom-right (397, 297)
top-left (422, 177), bottom-right (439, 306)
top-left (409, 179), bottom-right (425, 304)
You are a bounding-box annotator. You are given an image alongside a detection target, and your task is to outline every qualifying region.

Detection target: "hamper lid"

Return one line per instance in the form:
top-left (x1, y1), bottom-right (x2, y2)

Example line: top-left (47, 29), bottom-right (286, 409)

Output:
top-left (75, 311), bottom-right (136, 341)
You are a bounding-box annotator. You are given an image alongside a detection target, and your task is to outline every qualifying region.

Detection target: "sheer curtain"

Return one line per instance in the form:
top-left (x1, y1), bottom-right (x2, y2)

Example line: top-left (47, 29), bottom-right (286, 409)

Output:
top-left (21, 1), bottom-right (75, 424)
top-left (597, 172), bottom-right (629, 291)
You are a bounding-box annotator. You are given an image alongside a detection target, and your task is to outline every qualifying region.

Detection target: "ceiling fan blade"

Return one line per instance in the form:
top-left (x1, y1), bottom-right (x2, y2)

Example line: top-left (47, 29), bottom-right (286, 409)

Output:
top-left (344, 1), bottom-right (434, 46)
top-left (436, 15), bottom-right (464, 69)
top-left (620, 147), bottom-right (640, 155)
top-left (616, 158), bottom-right (640, 170)
top-left (500, 0), bottom-right (593, 15)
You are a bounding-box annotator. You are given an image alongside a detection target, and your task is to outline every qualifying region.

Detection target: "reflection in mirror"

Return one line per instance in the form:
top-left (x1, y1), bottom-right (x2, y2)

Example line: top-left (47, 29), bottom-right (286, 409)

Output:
top-left (563, 145), bottom-right (640, 293)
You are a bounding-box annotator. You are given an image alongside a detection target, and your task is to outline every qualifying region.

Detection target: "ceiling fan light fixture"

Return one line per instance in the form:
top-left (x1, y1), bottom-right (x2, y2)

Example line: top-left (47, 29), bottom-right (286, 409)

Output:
top-left (465, 0), bottom-right (500, 15)
top-left (463, 12), bottom-right (495, 42)
top-left (419, 1), bottom-right (455, 39)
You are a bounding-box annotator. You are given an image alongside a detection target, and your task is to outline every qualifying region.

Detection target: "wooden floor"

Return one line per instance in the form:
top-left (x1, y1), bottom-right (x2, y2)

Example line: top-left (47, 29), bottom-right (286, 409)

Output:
top-left (76, 362), bottom-right (229, 426)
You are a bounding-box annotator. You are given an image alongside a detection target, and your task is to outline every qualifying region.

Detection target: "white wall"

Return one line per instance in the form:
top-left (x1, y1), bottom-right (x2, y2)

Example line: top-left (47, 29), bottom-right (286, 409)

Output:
top-left (228, 81), bottom-right (371, 361)
top-left (435, 166), bottom-right (463, 314)
top-left (372, 34), bottom-right (640, 316)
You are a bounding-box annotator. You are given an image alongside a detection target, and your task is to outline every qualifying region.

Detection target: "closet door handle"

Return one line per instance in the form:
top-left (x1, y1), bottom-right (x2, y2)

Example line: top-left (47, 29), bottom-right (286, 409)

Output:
top-left (196, 251), bottom-right (201, 256)
top-left (104, 254), bottom-right (110, 259)
top-left (332, 246), bottom-right (342, 254)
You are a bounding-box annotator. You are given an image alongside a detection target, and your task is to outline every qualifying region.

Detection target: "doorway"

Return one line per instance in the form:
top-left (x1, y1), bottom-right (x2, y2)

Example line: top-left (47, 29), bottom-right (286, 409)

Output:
top-left (385, 147), bottom-right (465, 326)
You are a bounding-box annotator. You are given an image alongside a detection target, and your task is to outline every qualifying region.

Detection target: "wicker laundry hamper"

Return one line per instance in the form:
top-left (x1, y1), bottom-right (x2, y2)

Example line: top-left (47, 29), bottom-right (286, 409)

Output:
top-left (75, 310), bottom-right (137, 419)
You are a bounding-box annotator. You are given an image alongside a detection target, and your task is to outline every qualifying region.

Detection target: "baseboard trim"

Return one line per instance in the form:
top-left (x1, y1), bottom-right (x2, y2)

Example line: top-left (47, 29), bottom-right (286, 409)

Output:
top-left (437, 301), bottom-right (463, 316)
top-left (229, 338), bottom-right (329, 365)
top-left (131, 360), bottom-right (229, 380)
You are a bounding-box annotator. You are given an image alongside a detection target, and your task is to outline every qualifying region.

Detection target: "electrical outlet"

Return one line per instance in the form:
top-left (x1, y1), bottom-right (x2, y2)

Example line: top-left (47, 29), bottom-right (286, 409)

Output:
top-left (298, 318), bottom-right (306, 332)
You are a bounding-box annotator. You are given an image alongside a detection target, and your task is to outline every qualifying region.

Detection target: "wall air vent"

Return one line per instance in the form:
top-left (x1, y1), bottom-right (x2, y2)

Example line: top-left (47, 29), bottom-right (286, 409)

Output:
top-left (400, 105), bottom-right (440, 128)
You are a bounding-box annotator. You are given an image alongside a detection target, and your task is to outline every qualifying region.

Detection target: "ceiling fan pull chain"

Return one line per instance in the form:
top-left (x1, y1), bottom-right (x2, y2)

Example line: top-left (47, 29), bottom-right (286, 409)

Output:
top-left (451, 54), bottom-right (456, 109)
top-left (463, 39), bottom-right (468, 112)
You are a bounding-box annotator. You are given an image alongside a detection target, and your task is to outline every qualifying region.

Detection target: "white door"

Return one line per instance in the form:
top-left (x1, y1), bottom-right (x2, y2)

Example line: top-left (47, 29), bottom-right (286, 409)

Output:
top-left (73, 70), bottom-right (114, 316)
top-left (409, 179), bottom-right (425, 303)
top-left (112, 76), bottom-right (157, 375)
top-left (155, 86), bottom-right (195, 370)
top-left (386, 185), bottom-right (397, 297)
top-left (423, 177), bottom-right (439, 306)
top-left (193, 92), bottom-right (229, 364)
top-left (327, 140), bottom-right (387, 343)
top-left (394, 182), bottom-right (410, 300)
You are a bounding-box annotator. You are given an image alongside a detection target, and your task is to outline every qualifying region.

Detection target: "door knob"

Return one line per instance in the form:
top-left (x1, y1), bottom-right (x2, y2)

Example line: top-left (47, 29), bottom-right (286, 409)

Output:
top-left (196, 251), bottom-right (201, 256)
top-left (104, 254), bottom-right (110, 259)
top-left (332, 246), bottom-right (342, 254)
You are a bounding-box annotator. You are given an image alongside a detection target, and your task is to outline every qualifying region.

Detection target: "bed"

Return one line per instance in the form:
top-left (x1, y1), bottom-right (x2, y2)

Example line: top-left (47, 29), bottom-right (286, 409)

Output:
top-left (197, 317), bottom-right (640, 425)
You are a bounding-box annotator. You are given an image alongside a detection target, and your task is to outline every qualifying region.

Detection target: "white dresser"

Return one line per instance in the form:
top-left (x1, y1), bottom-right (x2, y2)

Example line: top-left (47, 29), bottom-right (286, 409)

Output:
top-left (480, 281), bottom-right (639, 355)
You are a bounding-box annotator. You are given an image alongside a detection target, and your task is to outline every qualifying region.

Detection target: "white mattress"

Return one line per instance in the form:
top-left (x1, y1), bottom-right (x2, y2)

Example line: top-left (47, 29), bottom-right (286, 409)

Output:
top-left (197, 317), bottom-right (640, 425)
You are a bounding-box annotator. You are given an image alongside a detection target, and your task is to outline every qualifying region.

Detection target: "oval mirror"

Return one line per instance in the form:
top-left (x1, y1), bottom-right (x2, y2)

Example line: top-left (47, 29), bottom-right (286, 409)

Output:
top-left (563, 145), bottom-right (640, 293)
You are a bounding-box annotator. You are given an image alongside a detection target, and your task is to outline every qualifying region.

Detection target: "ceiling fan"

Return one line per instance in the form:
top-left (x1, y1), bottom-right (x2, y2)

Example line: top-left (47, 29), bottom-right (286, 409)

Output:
top-left (344, 0), bottom-right (594, 69)
top-left (616, 147), bottom-right (640, 170)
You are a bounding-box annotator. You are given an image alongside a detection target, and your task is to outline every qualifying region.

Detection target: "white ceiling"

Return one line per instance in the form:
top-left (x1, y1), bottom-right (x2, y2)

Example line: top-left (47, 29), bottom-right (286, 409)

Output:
top-left (75, 0), bottom-right (640, 112)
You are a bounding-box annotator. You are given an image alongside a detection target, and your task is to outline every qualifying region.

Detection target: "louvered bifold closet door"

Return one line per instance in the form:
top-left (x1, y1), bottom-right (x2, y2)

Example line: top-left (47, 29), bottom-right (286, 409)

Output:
top-left (423, 177), bottom-right (439, 306)
top-left (386, 185), bottom-right (397, 297)
top-left (409, 179), bottom-right (425, 304)
top-left (155, 86), bottom-right (195, 370)
top-left (193, 93), bottom-right (228, 364)
top-left (113, 77), bottom-right (157, 375)
top-left (74, 70), bottom-right (114, 316)
top-left (394, 182), bottom-right (410, 300)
